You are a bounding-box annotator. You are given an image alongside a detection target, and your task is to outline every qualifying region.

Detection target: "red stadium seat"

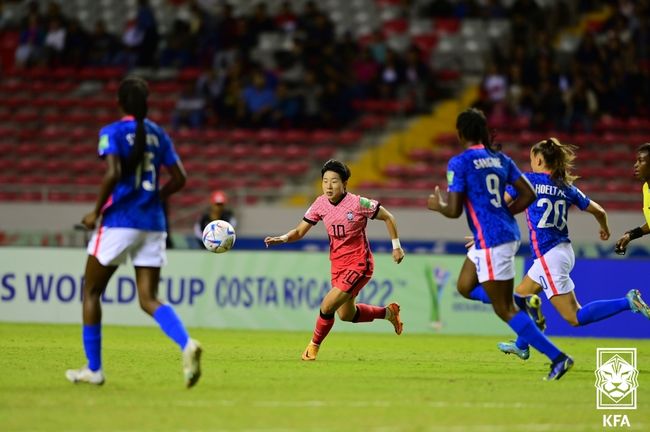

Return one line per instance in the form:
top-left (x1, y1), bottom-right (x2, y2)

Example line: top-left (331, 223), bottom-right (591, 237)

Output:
top-left (382, 18), bottom-right (408, 36)
top-left (434, 18), bottom-right (460, 34)
top-left (383, 163), bottom-right (406, 178)
top-left (283, 145), bottom-right (309, 160)
top-left (228, 128), bottom-right (256, 143)
top-left (281, 130), bottom-right (310, 144)
top-left (231, 143), bottom-right (254, 159)
top-left (310, 130), bottom-right (336, 145)
top-left (337, 130), bottom-right (362, 147)
top-left (258, 144), bottom-right (279, 159)
top-left (314, 146), bottom-right (335, 161)
top-left (286, 162), bottom-right (310, 177)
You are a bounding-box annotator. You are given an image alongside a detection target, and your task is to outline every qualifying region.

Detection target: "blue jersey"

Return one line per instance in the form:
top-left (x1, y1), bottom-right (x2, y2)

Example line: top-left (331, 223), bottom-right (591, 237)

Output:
top-left (506, 172), bottom-right (590, 257)
top-left (97, 117), bottom-right (180, 231)
top-left (447, 145), bottom-right (523, 249)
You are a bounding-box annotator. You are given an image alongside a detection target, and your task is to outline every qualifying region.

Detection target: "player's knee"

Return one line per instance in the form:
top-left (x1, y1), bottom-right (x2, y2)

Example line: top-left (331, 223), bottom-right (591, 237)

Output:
top-left (456, 284), bottom-right (473, 299)
top-left (83, 283), bottom-right (103, 300)
top-left (138, 297), bottom-right (157, 315)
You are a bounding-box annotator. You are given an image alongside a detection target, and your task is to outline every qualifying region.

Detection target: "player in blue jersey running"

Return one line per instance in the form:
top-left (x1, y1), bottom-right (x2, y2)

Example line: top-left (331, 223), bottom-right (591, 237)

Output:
top-left (498, 138), bottom-right (650, 360)
top-left (65, 77), bottom-right (202, 388)
top-left (427, 108), bottom-right (574, 380)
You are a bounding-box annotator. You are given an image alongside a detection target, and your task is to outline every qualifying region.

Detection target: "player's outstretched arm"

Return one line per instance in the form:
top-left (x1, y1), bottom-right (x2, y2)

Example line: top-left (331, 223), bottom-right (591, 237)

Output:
top-left (427, 186), bottom-right (463, 218)
top-left (264, 220), bottom-right (312, 248)
top-left (585, 200), bottom-right (610, 240)
top-left (374, 206), bottom-right (405, 264)
top-left (507, 176), bottom-right (536, 215)
top-left (615, 223), bottom-right (650, 255)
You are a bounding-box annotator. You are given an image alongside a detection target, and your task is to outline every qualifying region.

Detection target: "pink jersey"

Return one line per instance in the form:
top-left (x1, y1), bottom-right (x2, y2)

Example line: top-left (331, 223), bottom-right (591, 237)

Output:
top-left (304, 192), bottom-right (380, 272)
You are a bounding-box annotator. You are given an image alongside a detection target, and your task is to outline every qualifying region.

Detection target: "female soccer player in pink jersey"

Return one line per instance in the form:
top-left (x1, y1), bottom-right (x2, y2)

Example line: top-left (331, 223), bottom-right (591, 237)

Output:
top-left (264, 159), bottom-right (405, 360)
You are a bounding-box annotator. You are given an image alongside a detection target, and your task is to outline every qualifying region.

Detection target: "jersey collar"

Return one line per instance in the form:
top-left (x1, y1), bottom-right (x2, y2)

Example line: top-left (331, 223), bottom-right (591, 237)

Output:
top-left (121, 115), bottom-right (135, 121)
top-left (468, 144), bottom-right (484, 150)
top-left (328, 192), bottom-right (347, 206)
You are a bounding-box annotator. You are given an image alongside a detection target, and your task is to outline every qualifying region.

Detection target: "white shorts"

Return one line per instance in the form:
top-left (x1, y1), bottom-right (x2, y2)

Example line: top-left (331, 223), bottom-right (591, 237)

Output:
top-left (467, 241), bottom-right (519, 283)
top-left (87, 227), bottom-right (167, 267)
top-left (527, 241), bottom-right (575, 299)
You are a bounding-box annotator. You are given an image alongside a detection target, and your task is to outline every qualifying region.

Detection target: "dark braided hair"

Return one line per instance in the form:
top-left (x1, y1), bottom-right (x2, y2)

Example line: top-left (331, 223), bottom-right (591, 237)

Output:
top-left (531, 137), bottom-right (578, 187)
top-left (321, 159), bottom-right (351, 182)
top-left (455, 108), bottom-right (501, 153)
top-left (118, 76), bottom-right (149, 175)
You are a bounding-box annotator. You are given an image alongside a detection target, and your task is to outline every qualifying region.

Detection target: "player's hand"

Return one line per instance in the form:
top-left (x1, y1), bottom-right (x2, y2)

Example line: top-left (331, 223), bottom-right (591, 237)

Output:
top-left (81, 211), bottom-right (99, 230)
top-left (464, 235), bottom-right (475, 249)
top-left (392, 247), bottom-right (405, 264)
top-left (427, 186), bottom-right (444, 212)
top-left (264, 236), bottom-right (286, 248)
top-left (600, 226), bottom-right (610, 241)
top-left (614, 233), bottom-right (630, 255)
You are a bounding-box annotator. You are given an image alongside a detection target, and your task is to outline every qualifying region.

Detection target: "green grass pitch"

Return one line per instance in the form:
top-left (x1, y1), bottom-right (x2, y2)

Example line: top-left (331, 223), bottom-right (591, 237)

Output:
top-left (1, 323), bottom-right (649, 431)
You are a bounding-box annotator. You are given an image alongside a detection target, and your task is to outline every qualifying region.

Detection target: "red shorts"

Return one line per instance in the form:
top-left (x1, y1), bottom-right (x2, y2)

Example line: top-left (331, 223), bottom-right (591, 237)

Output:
top-left (331, 266), bottom-right (373, 297)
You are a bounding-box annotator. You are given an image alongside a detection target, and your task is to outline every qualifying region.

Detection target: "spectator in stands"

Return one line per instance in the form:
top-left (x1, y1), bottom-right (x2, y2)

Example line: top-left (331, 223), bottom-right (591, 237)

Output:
top-left (352, 47), bottom-right (379, 99)
top-left (248, 2), bottom-right (275, 45)
top-left (299, 70), bottom-right (322, 127)
top-left (275, 1), bottom-right (297, 33)
top-left (197, 66), bottom-right (226, 114)
top-left (172, 81), bottom-right (206, 130)
top-left (88, 20), bottom-right (118, 66)
top-left (403, 47), bottom-right (431, 112)
top-left (564, 77), bottom-right (597, 133)
top-left (378, 50), bottom-right (403, 99)
top-left (214, 2), bottom-right (238, 64)
top-left (120, 18), bottom-right (144, 69)
top-left (160, 18), bottom-right (194, 68)
top-left (15, 14), bottom-right (44, 68)
top-left (272, 81), bottom-right (300, 128)
top-left (43, 17), bottom-right (65, 66)
top-left (0, 0), bottom-right (12, 31)
top-left (240, 70), bottom-right (276, 128)
top-left (64, 18), bottom-right (87, 67)
top-left (135, 0), bottom-right (159, 67)
top-left (481, 63), bottom-right (508, 113)
top-left (194, 190), bottom-right (237, 248)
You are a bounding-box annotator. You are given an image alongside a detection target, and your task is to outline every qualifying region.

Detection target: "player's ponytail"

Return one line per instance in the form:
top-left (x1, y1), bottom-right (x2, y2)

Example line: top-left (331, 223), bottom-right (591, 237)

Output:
top-left (118, 76), bottom-right (149, 175)
top-left (532, 138), bottom-right (578, 187)
top-left (456, 108), bottom-right (501, 153)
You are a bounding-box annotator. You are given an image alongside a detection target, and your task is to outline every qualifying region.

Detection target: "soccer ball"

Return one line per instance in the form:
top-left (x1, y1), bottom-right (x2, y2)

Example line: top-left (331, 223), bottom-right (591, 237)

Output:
top-left (202, 220), bottom-right (236, 253)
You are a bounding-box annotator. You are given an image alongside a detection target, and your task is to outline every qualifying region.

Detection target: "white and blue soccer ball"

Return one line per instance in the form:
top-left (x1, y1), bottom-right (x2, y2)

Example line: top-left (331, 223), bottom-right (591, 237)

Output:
top-left (202, 220), bottom-right (236, 253)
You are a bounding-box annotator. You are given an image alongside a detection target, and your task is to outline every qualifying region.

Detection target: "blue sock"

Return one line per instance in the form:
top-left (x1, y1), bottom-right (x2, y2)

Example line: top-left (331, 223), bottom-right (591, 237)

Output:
top-left (507, 310), bottom-right (562, 362)
top-left (153, 304), bottom-right (190, 350)
top-left (576, 298), bottom-right (630, 326)
top-left (513, 294), bottom-right (527, 310)
top-left (469, 285), bottom-right (491, 304)
top-left (515, 336), bottom-right (529, 351)
top-left (83, 324), bottom-right (102, 372)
